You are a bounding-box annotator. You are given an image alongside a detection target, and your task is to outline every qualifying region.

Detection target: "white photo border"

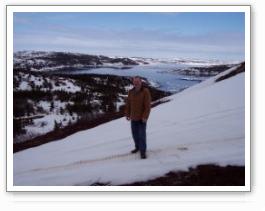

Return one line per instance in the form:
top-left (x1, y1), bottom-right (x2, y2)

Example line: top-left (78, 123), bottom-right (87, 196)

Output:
top-left (6, 5), bottom-right (251, 192)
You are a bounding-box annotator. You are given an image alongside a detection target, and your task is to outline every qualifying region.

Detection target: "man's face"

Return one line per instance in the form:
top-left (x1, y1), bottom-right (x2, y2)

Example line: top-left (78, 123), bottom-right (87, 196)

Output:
top-left (133, 77), bottom-right (142, 89)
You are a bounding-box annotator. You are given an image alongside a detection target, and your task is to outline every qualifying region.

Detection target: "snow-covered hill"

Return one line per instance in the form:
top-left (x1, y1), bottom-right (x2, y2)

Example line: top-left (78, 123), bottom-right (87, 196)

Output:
top-left (130, 56), bottom-right (241, 66)
top-left (14, 51), bottom-right (139, 71)
top-left (13, 64), bottom-right (245, 186)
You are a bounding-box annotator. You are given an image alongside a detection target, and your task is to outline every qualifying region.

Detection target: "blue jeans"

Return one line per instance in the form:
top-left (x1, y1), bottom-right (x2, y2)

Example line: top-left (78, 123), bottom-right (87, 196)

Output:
top-left (131, 120), bottom-right (147, 153)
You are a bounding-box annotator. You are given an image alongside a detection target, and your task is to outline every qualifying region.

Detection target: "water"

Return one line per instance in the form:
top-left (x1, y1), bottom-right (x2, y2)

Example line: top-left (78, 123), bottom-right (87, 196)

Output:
top-left (55, 63), bottom-right (207, 93)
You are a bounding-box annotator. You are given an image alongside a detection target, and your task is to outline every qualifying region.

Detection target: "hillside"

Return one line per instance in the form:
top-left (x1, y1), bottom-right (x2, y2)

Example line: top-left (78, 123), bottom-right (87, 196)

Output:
top-left (14, 51), bottom-right (140, 71)
top-left (13, 70), bottom-right (169, 148)
top-left (13, 63), bottom-right (245, 186)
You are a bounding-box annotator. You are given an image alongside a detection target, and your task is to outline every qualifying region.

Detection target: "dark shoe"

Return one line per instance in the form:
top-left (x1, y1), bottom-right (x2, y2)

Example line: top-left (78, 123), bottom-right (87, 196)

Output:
top-left (140, 152), bottom-right (147, 159)
top-left (131, 149), bottom-right (139, 154)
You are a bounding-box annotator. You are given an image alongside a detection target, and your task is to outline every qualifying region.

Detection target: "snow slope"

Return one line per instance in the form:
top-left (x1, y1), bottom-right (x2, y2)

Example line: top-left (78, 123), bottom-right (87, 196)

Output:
top-left (13, 66), bottom-right (245, 186)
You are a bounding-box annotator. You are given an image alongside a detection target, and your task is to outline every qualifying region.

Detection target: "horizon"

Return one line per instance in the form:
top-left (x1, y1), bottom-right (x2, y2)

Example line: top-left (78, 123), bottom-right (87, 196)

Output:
top-left (14, 12), bottom-right (245, 62)
top-left (13, 49), bottom-right (244, 63)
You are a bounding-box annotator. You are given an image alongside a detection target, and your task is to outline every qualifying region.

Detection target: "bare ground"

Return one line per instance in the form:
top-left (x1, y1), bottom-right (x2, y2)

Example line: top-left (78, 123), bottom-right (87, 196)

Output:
top-left (91, 164), bottom-right (245, 186)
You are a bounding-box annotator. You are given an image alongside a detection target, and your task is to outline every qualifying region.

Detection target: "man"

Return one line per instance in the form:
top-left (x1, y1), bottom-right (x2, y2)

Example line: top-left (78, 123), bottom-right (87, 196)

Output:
top-left (125, 76), bottom-right (151, 159)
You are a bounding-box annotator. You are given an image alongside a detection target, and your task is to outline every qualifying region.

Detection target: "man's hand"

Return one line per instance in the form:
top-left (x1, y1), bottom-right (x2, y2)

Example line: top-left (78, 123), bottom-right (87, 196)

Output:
top-left (126, 116), bottom-right (131, 121)
top-left (142, 118), bottom-right (147, 123)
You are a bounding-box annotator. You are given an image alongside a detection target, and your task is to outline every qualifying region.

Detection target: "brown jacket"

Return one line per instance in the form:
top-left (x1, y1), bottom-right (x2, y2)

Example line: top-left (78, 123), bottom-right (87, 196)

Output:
top-left (125, 86), bottom-right (151, 121)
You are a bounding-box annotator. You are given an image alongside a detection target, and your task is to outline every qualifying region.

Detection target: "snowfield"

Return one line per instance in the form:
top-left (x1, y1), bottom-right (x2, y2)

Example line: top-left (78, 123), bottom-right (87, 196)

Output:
top-left (13, 66), bottom-right (245, 186)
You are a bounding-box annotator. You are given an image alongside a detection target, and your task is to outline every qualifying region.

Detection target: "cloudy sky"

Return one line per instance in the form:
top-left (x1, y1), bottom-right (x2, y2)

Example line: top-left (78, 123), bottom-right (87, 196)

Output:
top-left (14, 12), bottom-right (245, 61)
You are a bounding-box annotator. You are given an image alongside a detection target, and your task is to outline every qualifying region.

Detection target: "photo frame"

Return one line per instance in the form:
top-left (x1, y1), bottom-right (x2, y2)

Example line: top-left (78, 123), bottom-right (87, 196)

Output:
top-left (6, 5), bottom-right (251, 192)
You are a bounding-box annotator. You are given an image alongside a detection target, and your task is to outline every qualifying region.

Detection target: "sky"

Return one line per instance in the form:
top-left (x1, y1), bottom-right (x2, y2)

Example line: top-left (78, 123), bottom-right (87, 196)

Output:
top-left (13, 12), bottom-right (245, 61)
